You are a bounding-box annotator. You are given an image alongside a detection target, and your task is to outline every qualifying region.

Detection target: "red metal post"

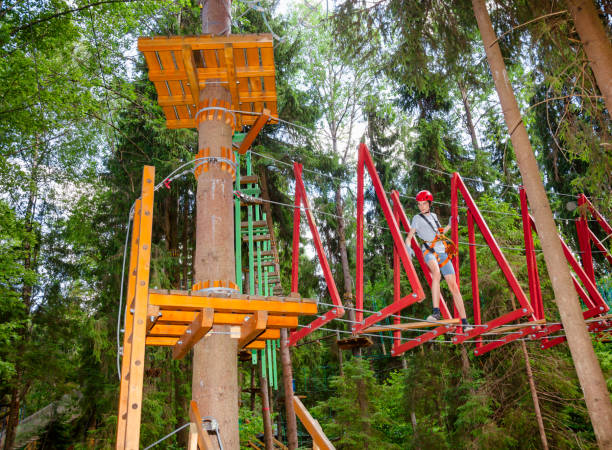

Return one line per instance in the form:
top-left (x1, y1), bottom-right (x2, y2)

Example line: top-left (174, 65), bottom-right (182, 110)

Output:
top-left (577, 195), bottom-right (595, 284)
top-left (393, 203), bottom-right (401, 350)
top-left (356, 144), bottom-right (364, 324)
top-left (588, 229), bottom-right (612, 266)
top-left (520, 187), bottom-right (544, 320)
top-left (467, 210), bottom-right (481, 347)
top-left (290, 164), bottom-right (302, 293)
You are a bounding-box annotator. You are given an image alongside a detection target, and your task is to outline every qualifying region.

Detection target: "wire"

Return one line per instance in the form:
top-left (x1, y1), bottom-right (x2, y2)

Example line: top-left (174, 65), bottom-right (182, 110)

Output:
top-left (143, 423), bottom-right (190, 450)
top-left (116, 205), bottom-right (134, 380)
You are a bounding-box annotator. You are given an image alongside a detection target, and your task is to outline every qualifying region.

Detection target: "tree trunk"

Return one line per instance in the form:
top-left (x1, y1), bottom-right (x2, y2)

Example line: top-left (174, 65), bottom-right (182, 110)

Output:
top-left (280, 329), bottom-right (298, 450)
top-left (458, 82), bottom-right (480, 152)
top-left (567, 0), bottom-right (612, 117)
top-left (259, 356), bottom-right (274, 450)
top-left (3, 373), bottom-right (22, 450)
top-left (472, 1), bottom-right (612, 447)
top-left (336, 330), bottom-right (344, 377)
top-left (192, 2), bottom-right (239, 449)
top-left (520, 340), bottom-right (548, 450)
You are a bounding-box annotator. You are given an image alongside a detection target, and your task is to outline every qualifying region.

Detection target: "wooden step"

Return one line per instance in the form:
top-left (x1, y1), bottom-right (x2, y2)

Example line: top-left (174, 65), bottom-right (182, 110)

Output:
top-left (241, 220), bottom-right (267, 228)
top-left (240, 175), bottom-right (259, 184)
top-left (260, 250), bottom-right (274, 257)
top-left (242, 234), bottom-right (270, 242)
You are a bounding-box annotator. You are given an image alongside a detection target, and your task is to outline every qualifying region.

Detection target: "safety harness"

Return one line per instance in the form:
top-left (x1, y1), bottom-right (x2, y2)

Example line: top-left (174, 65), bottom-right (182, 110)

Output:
top-left (418, 213), bottom-right (458, 269)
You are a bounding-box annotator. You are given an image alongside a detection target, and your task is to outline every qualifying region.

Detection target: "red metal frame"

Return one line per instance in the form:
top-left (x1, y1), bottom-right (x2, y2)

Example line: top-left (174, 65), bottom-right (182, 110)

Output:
top-left (390, 191), bottom-right (457, 356)
top-left (353, 144), bottom-right (425, 334)
top-left (519, 187), bottom-right (610, 349)
top-left (450, 173), bottom-right (535, 352)
top-left (577, 194), bottom-right (612, 276)
top-left (288, 163), bottom-right (345, 346)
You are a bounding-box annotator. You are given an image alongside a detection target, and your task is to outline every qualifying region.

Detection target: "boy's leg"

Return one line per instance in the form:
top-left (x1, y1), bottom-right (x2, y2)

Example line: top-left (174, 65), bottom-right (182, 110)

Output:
top-left (444, 273), bottom-right (467, 319)
top-left (426, 257), bottom-right (441, 309)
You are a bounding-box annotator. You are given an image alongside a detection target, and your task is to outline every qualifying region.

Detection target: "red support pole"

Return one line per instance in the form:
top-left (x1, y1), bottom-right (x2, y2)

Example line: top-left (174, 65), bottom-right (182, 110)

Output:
top-left (393, 203), bottom-right (401, 350)
top-left (520, 187), bottom-right (544, 320)
top-left (588, 229), bottom-right (612, 266)
top-left (451, 174), bottom-right (460, 318)
top-left (290, 164), bottom-right (302, 294)
top-left (577, 195), bottom-right (595, 284)
top-left (583, 194), bottom-right (612, 236)
top-left (356, 145), bottom-right (364, 324)
top-left (467, 210), bottom-right (481, 347)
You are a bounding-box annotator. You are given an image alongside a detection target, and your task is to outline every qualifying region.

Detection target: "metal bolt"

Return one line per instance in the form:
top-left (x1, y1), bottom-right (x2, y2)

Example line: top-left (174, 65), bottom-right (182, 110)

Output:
top-left (412, 293), bottom-right (417, 298)
top-left (522, 308), bottom-right (527, 312)
top-left (130, 308), bottom-right (134, 314)
top-left (474, 350), bottom-right (479, 355)
top-left (186, 329), bottom-right (192, 334)
top-left (144, 210), bottom-right (150, 216)
top-left (178, 340), bottom-right (183, 345)
top-left (142, 244), bottom-right (148, 250)
top-left (146, 178), bottom-right (152, 183)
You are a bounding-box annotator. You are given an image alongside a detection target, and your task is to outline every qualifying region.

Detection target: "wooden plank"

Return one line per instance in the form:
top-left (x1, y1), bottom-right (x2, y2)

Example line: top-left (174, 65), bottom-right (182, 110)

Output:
top-left (157, 50), bottom-right (177, 72)
top-left (242, 234), bottom-right (271, 242)
top-left (181, 45), bottom-right (200, 108)
top-left (124, 167), bottom-right (155, 450)
top-left (482, 319), bottom-right (546, 335)
top-left (237, 109), bottom-right (270, 155)
top-left (148, 291), bottom-right (317, 316)
top-left (223, 43), bottom-right (241, 125)
top-left (115, 198), bottom-right (141, 450)
top-left (153, 310), bottom-right (297, 328)
top-left (189, 401), bottom-right (215, 450)
top-left (366, 318), bottom-right (461, 333)
top-left (273, 437), bottom-right (288, 450)
top-left (241, 220), bottom-right (267, 228)
top-left (246, 47), bottom-right (263, 112)
top-left (240, 91), bottom-right (277, 103)
top-left (240, 175), bottom-right (259, 184)
top-left (172, 308), bottom-right (215, 360)
top-left (148, 324), bottom-right (187, 337)
top-left (292, 396), bottom-right (335, 450)
top-left (138, 34), bottom-right (274, 52)
top-left (142, 51), bottom-right (161, 71)
top-left (187, 423), bottom-right (198, 450)
top-left (202, 47), bottom-right (218, 69)
top-left (239, 311), bottom-right (268, 349)
top-left (259, 329), bottom-right (280, 340)
top-left (146, 304), bottom-right (160, 331)
top-left (245, 340), bottom-right (266, 349)
top-left (146, 336), bottom-right (178, 346)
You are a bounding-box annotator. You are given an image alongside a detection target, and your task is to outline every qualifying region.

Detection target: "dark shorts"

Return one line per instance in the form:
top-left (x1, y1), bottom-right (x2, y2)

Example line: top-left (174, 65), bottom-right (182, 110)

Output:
top-left (424, 251), bottom-right (455, 277)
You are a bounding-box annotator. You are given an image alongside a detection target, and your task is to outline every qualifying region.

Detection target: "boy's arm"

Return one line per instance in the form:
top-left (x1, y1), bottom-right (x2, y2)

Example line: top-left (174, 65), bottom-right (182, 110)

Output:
top-left (405, 227), bottom-right (416, 247)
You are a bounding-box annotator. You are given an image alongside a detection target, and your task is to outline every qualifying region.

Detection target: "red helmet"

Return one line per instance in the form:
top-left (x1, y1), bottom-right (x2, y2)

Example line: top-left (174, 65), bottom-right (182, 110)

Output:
top-left (416, 190), bottom-right (433, 202)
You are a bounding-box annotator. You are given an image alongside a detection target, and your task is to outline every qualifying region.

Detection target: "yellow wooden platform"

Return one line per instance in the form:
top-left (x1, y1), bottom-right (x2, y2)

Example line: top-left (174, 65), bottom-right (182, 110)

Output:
top-left (137, 34), bottom-right (278, 129)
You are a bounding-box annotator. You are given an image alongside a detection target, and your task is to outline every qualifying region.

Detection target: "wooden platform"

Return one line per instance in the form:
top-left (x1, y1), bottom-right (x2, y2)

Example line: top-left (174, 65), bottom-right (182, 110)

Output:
top-left (337, 336), bottom-right (373, 350)
top-left (137, 34), bottom-right (278, 129)
top-left (145, 289), bottom-right (315, 351)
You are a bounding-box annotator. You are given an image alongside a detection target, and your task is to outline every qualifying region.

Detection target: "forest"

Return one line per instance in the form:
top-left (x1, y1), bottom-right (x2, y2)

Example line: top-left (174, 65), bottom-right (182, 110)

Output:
top-left (0, 0), bottom-right (611, 449)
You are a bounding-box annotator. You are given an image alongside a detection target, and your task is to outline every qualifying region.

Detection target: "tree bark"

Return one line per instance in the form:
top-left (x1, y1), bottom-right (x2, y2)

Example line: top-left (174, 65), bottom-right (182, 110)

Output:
top-left (250, 363), bottom-right (256, 412)
top-left (567, 0), bottom-right (612, 117)
top-left (520, 340), bottom-right (548, 450)
top-left (472, 1), bottom-right (612, 447)
top-left (192, 2), bottom-right (238, 448)
top-left (280, 329), bottom-right (298, 450)
top-left (259, 356), bottom-right (274, 450)
top-left (3, 373), bottom-right (22, 450)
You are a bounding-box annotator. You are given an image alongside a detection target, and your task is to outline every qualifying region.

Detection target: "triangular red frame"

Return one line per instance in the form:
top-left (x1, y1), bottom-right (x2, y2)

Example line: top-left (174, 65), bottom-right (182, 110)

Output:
top-left (353, 143), bottom-right (425, 334)
top-left (448, 173), bottom-right (537, 353)
top-left (288, 163), bottom-right (345, 346)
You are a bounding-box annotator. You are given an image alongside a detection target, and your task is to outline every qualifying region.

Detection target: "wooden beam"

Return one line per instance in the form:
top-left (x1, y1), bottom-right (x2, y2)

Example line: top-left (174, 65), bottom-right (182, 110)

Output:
top-left (146, 336), bottom-right (178, 346)
top-left (181, 44), bottom-right (200, 108)
top-left (124, 167), bottom-right (155, 450)
top-left (239, 175), bottom-right (259, 184)
top-left (152, 310), bottom-right (298, 328)
top-left (189, 401), bottom-right (215, 450)
top-left (239, 311), bottom-right (268, 349)
top-left (242, 234), bottom-right (271, 242)
top-left (237, 109), bottom-right (270, 155)
top-left (223, 43), bottom-right (241, 125)
top-left (245, 340), bottom-right (266, 350)
top-left (292, 396), bottom-right (335, 450)
top-left (137, 34), bottom-right (274, 51)
top-left (148, 291), bottom-right (317, 316)
top-left (482, 319), bottom-right (547, 335)
top-left (172, 308), bottom-right (215, 360)
top-left (259, 329), bottom-right (280, 340)
top-left (146, 304), bottom-right (160, 331)
top-left (116, 198), bottom-right (141, 450)
top-left (366, 318), bottom-right (461, 333)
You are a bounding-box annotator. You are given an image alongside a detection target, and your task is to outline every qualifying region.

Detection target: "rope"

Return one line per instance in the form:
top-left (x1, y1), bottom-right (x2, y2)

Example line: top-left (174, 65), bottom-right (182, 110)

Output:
top-left (143, 423), bottom-right (190, 450)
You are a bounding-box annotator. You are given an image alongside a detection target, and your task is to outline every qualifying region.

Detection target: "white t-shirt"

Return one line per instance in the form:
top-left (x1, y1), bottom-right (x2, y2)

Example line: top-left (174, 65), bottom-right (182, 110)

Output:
top-left (411, 213), bottom-right (445, 253)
